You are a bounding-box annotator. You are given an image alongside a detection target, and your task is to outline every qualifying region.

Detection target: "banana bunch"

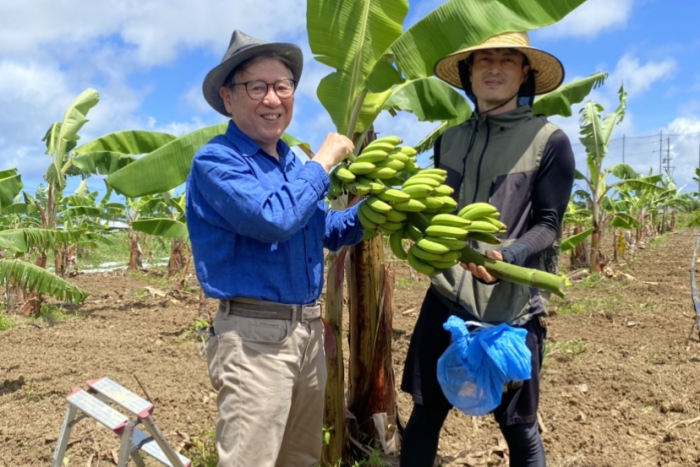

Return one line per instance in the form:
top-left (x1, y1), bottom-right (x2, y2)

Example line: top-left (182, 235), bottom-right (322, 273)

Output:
top-left (328, 136), bottom-right (420, 199)
top-left (405, 202), bottom-right (507, 276)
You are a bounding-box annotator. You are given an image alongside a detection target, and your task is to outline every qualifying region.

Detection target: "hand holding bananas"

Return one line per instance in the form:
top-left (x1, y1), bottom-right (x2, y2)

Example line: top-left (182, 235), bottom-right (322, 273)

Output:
top-left (461, 250), bottom-right (502, 283)
top-left (330, 137), bottom-right (565, 298)
top-left (312, 133), bottom-right (355, 173)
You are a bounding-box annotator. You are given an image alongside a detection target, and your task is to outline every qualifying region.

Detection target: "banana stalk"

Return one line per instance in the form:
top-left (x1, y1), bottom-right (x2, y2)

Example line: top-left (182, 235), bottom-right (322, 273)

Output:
top-left (459, 247), bottom-right (565, 298)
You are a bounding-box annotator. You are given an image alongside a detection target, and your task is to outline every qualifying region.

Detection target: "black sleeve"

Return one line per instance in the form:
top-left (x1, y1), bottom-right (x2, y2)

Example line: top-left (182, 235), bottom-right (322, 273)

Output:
top-left (433, 135), bottom-right (443, 168)
top-left (500, 130), bottom-right (575, 267)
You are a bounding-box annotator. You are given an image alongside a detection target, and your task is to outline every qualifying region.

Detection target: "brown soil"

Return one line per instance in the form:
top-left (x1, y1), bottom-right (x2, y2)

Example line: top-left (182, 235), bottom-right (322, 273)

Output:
top-left (2, 230), bottom-right (700, 466)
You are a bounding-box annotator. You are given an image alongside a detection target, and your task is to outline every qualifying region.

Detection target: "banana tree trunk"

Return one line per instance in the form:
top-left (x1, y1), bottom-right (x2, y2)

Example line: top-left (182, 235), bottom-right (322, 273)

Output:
top-left (128, 229), bottom-right (143, 270)
top-left (54, 247), bottom-right (65, 278)
top-left (671, 210), bottom-right (677, 231)
top-left (322, 248), bottom-right (349, 465)
top-left (168, 239), bottom-right (187, 278)
top-left (589, 223), bottom-right (603, 273)
top-left (20, 253), bottom-right (47, 317)
top-left (347, 234), bottom-right (398, 447)
top-left (612, 230), bottom-right (618, 263)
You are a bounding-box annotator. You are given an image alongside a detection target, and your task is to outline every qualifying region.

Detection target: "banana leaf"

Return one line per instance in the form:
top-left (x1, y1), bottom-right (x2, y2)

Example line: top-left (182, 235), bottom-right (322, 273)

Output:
top-left (532, 72), bottom-right (607, 117)
top-left (106, 123), bottom-right (227, 197)
top-left (61, 206), bottom-right (102, 218)
top-left (391, 0), bottom-right (587, 80)
top-left (0, 259), bottom-right (89, 304)
top-left (308, 0), bottom-right (408, 134)
top-left (560, 227), bottom-right (593, 253)
top-left (74, 130), bottom-right (176, 155)
top-left (130, 218), bottom-right (188, 239)
top-left (0, 169), bottom-right (23, 210)
top-left (3, 203), bottom-right (38, 215)
top-left (73, 151), bottom-right (138, 176)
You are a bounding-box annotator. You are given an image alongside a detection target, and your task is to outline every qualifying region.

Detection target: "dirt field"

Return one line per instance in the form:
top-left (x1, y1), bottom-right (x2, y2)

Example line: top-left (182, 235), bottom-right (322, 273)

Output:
top-left (2, 229), bottom-right (700, 466)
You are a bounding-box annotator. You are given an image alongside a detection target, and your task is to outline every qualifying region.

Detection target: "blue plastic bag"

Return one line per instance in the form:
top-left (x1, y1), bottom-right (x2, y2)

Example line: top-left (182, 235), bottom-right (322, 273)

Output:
top-left (437, 315), bottom-right (532, 416)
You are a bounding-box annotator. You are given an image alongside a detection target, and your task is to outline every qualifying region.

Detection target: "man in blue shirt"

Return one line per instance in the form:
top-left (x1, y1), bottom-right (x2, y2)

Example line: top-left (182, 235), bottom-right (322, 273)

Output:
top-left (186, 30), bottom-right (365, 467)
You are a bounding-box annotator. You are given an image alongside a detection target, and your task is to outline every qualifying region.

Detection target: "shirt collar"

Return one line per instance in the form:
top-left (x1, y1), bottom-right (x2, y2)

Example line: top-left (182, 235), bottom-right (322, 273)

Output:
top-left (224, 120), bottom-right (292, 161)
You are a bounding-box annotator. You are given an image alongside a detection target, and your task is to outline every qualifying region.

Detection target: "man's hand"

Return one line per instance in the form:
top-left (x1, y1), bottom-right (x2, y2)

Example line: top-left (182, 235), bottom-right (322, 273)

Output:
top-left (460, 250), bottom-right (502, 283)
top-left (313, 134), bottom-right (354, 173)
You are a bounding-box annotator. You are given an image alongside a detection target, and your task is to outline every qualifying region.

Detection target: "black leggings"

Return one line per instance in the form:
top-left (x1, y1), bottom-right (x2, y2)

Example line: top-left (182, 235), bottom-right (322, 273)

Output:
top-left (400, 403), bottom-right (546, 467)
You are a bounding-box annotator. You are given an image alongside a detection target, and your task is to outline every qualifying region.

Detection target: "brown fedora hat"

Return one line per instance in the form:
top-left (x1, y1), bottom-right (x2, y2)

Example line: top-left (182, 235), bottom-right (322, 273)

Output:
top-left (202, 30), bottom-right (303, 116)
top-left (434, 31), bottom-right (564, 95)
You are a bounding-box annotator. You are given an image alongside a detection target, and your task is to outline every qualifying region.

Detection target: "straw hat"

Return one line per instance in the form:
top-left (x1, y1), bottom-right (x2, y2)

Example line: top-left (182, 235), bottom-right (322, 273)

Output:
top-left (433, 31), bottom-right (564, 95)
top-left (202, 30), bottom-right (303, 117)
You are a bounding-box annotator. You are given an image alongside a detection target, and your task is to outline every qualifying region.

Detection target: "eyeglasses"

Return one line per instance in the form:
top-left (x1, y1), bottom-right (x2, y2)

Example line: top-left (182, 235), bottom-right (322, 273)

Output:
top-left (231, 79), bottom-right (296, 100)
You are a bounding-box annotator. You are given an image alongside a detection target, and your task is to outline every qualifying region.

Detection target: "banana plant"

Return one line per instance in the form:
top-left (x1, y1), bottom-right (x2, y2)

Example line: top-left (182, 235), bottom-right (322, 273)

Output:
top-left (574, 86), bottom-right (664, 271)
top-left (0, 178), bottom-right (90, 315)
top-left (308, 0), bottom-right (590, 460)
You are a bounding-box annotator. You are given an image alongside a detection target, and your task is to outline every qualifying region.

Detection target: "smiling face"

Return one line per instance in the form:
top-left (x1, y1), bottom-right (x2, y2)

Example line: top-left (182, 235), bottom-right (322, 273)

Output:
top-left (219, 57), bottom-right (294, 157)
top-left (469, 48), bottom-right (530, 114)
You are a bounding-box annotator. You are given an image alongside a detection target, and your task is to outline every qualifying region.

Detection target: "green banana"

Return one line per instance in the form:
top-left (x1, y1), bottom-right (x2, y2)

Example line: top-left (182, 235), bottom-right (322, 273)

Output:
top-left (357, 178), bottom-right (387, 194)
top-left (398, 146), bottom-right (418, 157)
top-left (418, 168), bottom-right (447, 176)
top-left (389, 231), bottom-right (408, 260)
top-left (356, 151), bottom-right (390, 163)
top-left (404, 160), bottom-right (419, 173)
top-left (383, 176), bottom-right (408, 187)
top-left (411, 245), bottom-right (460, 262)
top-left (362, 141), bottom-right (396, 153)
top-left (378, 224), bottom-right (401, 236)
top-left (433, 185), bottom-right (455, 196)
top-left (366, 167), bottom-right (397, 179)
top-left (359, 202), bottom-right (387, 224)
top-left (425, 224), bottom-right (468, 239)
top-left (362, 229), bottom-right (379, 240)
top-left (366, 135), bottom-right (402, 147)
top-left (403, 177), bottom-right (441, 188)
top-left (403, 225), bottom-right (423, 242)
top-left (393, 199), bottom-right (427, 212)
top-left (335, 167), bottom-right (356, 182)
top-left (387, 151), bottom-right (409, 162)
top-left (385, 159), bottom-right (405, 171)
top-left (437, 196), bottom-right (457, 211)
top-left (431, 213), bottom-right (471, 228)
top-left (465, 231), bottom-right (502, 245)
top-left (347, 182), bottom-right (371, 196)
top-left (382, 220), bottom-right (404, 232)
top-left (415, 237), bottom-right (451, 254)
top-left (427, 236), bottom-right (468, 250)
top-left (407, 248), bottom-right (439, 276)
top-left (377, 189), bottom-right (411, 203)
top-left (412, 172), bottom-right (446, 183)
top-left (421, 197), bottom-right (445, 210)
top-left (466, 220), bottom-right (500, 233)
top-left (357, 207), bottom-right (378, 230)
top-left (401, 184), bottom-right (434, 198)
top-left (426, 258), bottom-right (459, 270)
top-left (385, 209), bottom-right (408, 222)
top-left (458, 202), bottom-right (497, 220)
top-left (366, 196), bottom-right (393, 214)
top-left (348, 161), bottom-right (376, 175)
top-left (483, 217), bottom-right (507, 230)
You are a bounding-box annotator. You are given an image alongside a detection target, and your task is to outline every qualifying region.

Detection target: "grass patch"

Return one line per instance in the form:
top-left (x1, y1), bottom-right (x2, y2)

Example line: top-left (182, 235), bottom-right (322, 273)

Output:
top-left (27, 304), bottom-right (78, 325)
top-left (555, 293), bottom-right (624, 317)
top-left (129, 271), bottom-right (170, 288)
top-left (545, 339), bottom-right (588, 361)
top-left (184, 430), bottom-right (217, 467)
top-left (0, 312), bottom-right (16, 331)
top-left (396, 277), bottom-right (420, 288)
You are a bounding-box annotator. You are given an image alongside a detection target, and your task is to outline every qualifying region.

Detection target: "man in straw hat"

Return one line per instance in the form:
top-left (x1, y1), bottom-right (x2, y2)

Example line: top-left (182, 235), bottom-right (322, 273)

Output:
top-left (186, 30), bottom-right (365, 467)
top-left (399, 31), bottom-right (575, 466)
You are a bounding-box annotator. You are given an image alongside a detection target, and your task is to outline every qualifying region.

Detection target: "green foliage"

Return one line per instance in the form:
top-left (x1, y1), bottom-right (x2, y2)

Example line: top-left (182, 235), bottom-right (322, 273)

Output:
top-left (183, 430), bottom-right (218, 467)
top-left (0, 312), bottom-right (16, 331)
top-left (0, 260), bottom-right (89, 304)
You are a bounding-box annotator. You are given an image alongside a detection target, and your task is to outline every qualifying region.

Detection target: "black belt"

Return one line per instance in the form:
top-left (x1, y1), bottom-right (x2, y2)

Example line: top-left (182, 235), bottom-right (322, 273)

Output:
top-left (219, 298), bottom-right (322, 322)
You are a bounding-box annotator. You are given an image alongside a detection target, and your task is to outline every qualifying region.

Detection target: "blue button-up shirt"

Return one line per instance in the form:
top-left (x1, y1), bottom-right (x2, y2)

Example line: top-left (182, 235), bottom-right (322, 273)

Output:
top-left (186, 121), bottom-right (364, 304)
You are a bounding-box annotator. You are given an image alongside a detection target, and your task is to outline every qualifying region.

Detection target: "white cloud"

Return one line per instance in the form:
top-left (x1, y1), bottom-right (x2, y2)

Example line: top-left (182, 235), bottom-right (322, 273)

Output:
top-left (534, 0), bottom-right (634, 40)
top-left (181, 84), bottom-right (212, 114)
top-left (608, 53), bottom-right (676, 98)
top-left (0, 0), bottom-right (307, 67)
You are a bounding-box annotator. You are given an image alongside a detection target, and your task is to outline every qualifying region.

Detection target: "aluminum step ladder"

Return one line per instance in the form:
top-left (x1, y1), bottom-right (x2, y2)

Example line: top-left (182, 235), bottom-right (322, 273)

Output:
top-left (51, 377), bottom-right (191, 467)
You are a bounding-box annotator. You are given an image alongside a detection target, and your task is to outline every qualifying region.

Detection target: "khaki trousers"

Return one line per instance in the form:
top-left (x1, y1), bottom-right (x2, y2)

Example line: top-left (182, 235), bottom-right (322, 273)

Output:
top-left (207, 308), bottom-right (327, 467)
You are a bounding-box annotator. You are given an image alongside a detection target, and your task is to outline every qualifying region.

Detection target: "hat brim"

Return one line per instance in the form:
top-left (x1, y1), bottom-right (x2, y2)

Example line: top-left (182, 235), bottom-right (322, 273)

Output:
top-left (203, 42), bottom-right (303, 117)
top-left (434, 45), bottom-right (564, 95)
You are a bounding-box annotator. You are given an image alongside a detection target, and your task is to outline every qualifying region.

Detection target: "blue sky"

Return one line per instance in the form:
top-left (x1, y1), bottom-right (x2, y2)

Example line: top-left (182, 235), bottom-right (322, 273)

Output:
top-left (1, 0), bottom-right (699, 199)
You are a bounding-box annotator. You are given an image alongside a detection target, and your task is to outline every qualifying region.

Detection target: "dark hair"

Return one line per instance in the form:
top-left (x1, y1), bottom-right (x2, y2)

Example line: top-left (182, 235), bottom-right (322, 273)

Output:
top-left (223, 54), bottom-right (295, 88)
top-left (457, 49), bottom-right (536, 108)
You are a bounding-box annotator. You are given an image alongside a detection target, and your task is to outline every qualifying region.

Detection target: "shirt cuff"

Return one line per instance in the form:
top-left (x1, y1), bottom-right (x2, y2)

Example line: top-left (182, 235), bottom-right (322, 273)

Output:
top-left (299, 161), bottom-right (330, 199)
